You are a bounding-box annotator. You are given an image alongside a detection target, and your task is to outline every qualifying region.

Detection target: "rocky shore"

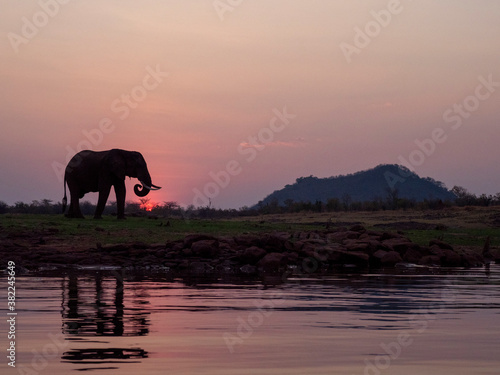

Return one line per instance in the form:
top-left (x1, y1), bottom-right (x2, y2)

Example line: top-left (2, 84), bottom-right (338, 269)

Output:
top-left (3, 224), bottom-right (496, 275)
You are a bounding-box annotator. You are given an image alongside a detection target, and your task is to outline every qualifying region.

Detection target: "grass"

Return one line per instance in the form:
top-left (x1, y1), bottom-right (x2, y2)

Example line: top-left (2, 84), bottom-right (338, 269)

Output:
top-left (233, 206), bottom-right (500, 250)
top-left (1, 206), bottom-right (500, 251)
top-left (0, 214), bottom-right (295, 249)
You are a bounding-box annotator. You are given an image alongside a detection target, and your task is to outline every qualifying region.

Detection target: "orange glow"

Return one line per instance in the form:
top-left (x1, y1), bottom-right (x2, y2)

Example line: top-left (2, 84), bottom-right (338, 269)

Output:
top-left (2, 2), bottom-right (500, 210)
top-left (139, 200), bottom-right (156, 212)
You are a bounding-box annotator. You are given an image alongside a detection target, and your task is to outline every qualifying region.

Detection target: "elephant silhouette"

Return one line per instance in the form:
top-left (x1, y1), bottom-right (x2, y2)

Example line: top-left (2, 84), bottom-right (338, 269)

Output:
top-left (62, 149), bottom-right (161, 219)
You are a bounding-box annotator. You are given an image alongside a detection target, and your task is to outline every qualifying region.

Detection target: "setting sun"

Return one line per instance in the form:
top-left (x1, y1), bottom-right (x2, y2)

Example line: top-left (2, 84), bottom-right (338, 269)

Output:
top-left (139, 199), bottom-right (156, 212)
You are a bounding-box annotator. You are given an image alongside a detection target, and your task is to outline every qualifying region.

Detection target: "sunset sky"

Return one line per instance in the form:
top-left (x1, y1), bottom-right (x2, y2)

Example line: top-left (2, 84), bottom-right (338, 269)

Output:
top-left (1, 1), bottom-right (500, 209)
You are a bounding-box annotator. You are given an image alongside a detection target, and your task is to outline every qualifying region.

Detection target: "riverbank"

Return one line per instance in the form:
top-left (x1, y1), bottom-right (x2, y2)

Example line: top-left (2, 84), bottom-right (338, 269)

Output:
top-left (1, 208), bottom-right (499, 274)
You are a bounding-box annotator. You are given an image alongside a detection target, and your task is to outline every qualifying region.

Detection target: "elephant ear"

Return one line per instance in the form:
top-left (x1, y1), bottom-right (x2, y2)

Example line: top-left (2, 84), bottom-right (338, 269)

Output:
top-left (103, 149), bottom-right (126, 181)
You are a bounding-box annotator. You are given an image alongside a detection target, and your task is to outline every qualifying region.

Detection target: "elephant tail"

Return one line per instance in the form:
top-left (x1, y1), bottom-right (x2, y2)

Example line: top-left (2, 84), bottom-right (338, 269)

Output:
top-left (62, 176), bottom-right (67, 213)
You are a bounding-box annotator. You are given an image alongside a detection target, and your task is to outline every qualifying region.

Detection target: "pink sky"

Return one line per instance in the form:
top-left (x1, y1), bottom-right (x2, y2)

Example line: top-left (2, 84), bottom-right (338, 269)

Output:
top-left (1, 1), bottom-right (500, 209)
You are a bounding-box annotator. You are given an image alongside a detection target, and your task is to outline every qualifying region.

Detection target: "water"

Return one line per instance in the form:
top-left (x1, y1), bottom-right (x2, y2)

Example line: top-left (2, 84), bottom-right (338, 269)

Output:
top-left (2, 265), bottom-right (500, 374)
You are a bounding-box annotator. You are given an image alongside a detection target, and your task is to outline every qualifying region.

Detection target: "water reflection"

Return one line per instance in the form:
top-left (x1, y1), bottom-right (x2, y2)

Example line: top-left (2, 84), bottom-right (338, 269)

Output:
top-left (15, 266), bottom-right (499, 374)
top-left (62, 273), bottom-right (150, 336)
top-left (62, 348), bottom-right (148, 364)
top-left (61, 272), bottom-right (151, 369)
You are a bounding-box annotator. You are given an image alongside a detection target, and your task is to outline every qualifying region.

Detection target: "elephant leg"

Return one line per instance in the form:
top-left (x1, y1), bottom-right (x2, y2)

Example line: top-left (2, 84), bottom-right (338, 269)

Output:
top-left (67, 187), bottom-right (84, 218)
top-left (94, 186), bottom-right (111, 219)
top-left (114, 181), bottom-right (126, 220)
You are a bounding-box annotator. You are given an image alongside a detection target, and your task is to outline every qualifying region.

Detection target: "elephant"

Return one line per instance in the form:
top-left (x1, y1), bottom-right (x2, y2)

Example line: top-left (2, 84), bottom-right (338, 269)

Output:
top-left (62, 149), bottom-right (161, 219)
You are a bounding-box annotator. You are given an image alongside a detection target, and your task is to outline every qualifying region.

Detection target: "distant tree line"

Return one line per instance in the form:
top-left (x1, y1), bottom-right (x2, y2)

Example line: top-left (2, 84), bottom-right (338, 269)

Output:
top-left (1, 185), bottom-right (499, 218)
top-left (254, 185), bottom-right (500, 215)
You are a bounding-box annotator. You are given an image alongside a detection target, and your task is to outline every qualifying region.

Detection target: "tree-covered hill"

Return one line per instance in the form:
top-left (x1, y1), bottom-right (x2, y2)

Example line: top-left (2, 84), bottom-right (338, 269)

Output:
top-left (256, 164), bottom-right (456, 207)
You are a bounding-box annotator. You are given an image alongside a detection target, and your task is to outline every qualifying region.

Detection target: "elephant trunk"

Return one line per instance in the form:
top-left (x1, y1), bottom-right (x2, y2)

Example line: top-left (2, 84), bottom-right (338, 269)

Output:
top-left (134, 183), bottom-right (151, 197)
top-left (134, 173), bottom-right (161, 197)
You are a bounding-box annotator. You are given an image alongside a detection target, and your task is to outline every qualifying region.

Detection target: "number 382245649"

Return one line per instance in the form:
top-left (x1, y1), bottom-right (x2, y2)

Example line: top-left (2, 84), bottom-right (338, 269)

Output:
top-left (7, 261), bottom-right (15, 310)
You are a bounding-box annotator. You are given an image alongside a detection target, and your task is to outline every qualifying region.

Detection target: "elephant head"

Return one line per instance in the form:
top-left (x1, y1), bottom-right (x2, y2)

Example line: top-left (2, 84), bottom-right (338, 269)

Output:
top-left (106, 149), bottom-right (161, 197)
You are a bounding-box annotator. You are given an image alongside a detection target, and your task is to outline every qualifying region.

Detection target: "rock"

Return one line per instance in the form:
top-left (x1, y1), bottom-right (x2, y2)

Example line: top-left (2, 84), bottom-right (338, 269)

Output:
top-left (403, 248), bottom-right (423, 264)
top-left (344, 231), bottom-right (361, 240)
top-left (326, 230), bottom-right (359, 243)
top-left (150, 243), bottom-right (167, 250)
top-left (234, 234), bottom-right (263, 248)
top-left (129, 247), bottom-right (150, 257)
top-left (216, 259), bottom-right (238, 273)
top-left (349, 224), bottom-right (366, 233)
top-left (381, 238), bottom-right (415, 253)
top-left (380, 251), bottom-right (403, 266)
top-left (327, 249), bottom-right (369, 267)
top-left (283, 251), bottom-right (299, 264)
top-left (379, 232), bottom-right (401, 241)
top-left (262, 232), bottom-right (291, 252)
top-left (361, 231), bottom-right (383, 239)
top-left (326, 231), bottom-right (349, 243)
top-left (373, 249), bottom-right (388, 259)
top-left (429, 245), bottom-right (446, 257)
top-left (184, 234), bottom-right (218, 248)
top-left (429, 239), bottom-right (454, 251)
top-left (182, 248), bottom-right (193, 257)
top-left (283, 240), bottom-right (296, 252)
top-left (189, 261), bottom-right (214, 273)
top-left (295, 231), bottom-right (310, 241)
top-left (257, 252), bottom-right (286, 272)
top-left (343, 240), bottom-right (371, 252)
top-left (462, 253), bottom-right (484, 267)
top-left (219, 236), bottom-right (238, 251)
top-left (155, 249), bottom-right (167, 258)
top-left (441, 249), bottom-right (462, 267)
top-left (132, 242), bottom-right (150, 249)
top-left (428, 246), bottom-right (463, 266)
top-left (419, 255), bottom-right (441, 266)
top-left (370, 249), bottom-right (387, 267)
top-left (239, 246), bottom-right (267, 265)
top-left (101, 244), bottom-right (129, 252)
top-left (191, 240), bottom-right (219, 258)
top-left (294, 239), bottom-right (325, 253)
top-left (299, 240), bottom-right (328, 255)
top-left (307, 232), bottom-right (322, 240)
top-left (240, 264), bottom-right (257, 275)
top-left (343, 251), bottom-right (370, 266)
top-left (168, 241), bottom-right (184, 252)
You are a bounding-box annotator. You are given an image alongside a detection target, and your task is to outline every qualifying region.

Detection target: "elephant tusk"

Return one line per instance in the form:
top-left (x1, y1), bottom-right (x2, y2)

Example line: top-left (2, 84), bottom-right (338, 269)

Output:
top-left (139, 181), bottom-right (161, 191)
top-left (139, 181), bottom-right (153, 190)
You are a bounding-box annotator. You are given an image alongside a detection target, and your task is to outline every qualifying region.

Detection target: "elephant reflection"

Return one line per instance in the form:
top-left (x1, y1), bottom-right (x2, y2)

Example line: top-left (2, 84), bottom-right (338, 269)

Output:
top-left (62, 149), bottom-right (161, 219)
top-left (61, 273), bottom-right (150, 367)
top-left (62, 272), bottom-right (150, 337)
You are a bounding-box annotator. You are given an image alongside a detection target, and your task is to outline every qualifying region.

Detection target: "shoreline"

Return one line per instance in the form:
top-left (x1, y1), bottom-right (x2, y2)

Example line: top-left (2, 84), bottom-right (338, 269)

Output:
top-left (2, 223), bottom-right (497, 276)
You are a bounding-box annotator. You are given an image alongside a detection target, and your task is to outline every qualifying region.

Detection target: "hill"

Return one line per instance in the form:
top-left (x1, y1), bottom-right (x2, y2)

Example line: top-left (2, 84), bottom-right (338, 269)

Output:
top-left (256, 164), bottom-right (456, 207)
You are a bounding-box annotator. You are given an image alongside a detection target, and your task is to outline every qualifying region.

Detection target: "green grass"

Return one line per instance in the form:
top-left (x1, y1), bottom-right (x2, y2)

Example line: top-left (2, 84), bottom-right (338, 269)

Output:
top-left (0, 214), bottom-right (295, 248)
top-left (1, 209), bottom-right (499, 250)
top-left (404, 228), bottom-right (500, 248)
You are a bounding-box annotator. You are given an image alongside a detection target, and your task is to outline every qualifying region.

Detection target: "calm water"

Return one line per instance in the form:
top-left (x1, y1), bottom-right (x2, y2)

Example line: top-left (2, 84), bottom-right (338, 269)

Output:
top-left (2, 265), bottom-right (500, 375)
